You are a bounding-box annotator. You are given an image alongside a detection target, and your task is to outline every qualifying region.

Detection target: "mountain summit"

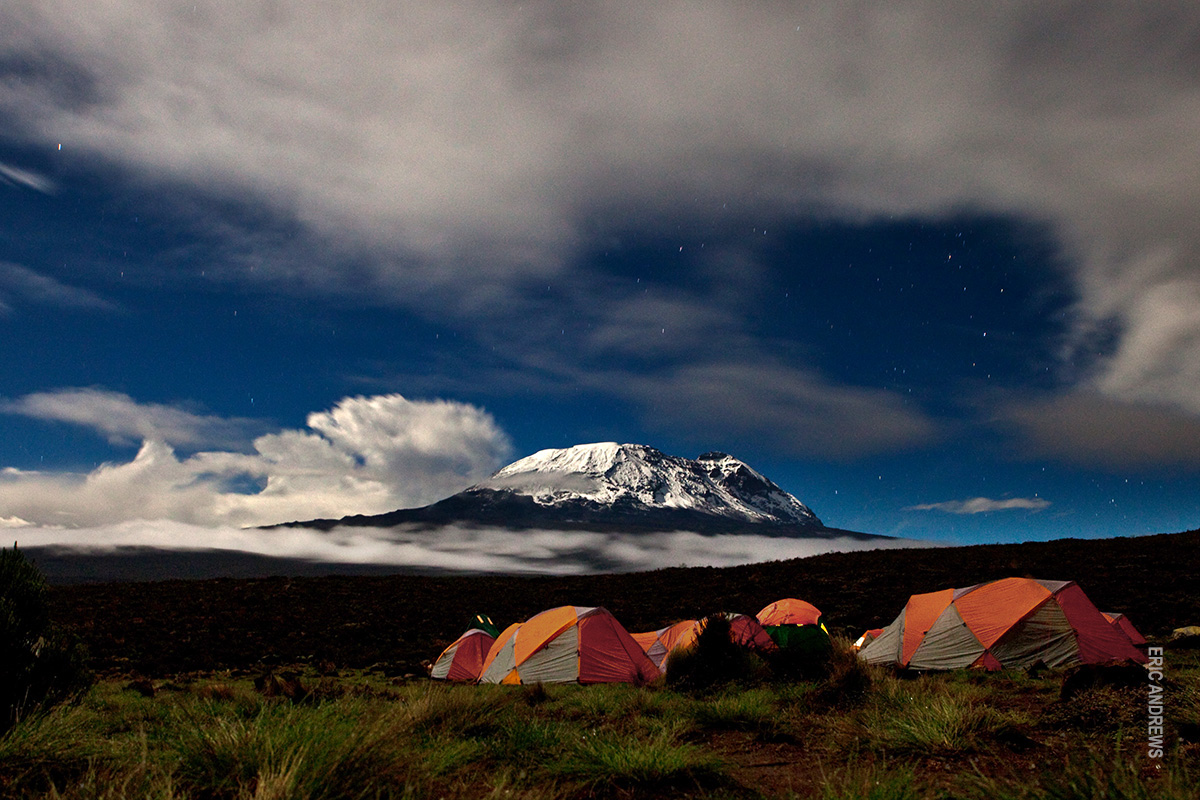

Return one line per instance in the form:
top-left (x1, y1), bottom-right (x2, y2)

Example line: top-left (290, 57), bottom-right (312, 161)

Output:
top-left (478, 442), bottom-right (822, 527)
top-left (283, 442), bottom-right (870, 538)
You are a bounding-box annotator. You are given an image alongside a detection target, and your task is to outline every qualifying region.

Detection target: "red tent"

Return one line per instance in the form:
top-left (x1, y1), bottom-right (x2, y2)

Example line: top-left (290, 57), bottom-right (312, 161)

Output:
top-left (1102, 612), bottom-right (1148, 646)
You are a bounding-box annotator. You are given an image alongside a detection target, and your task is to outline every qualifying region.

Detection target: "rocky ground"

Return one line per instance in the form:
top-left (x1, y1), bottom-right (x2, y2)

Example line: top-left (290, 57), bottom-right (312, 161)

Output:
top-left (45, 528), bottom-right (1200, 678)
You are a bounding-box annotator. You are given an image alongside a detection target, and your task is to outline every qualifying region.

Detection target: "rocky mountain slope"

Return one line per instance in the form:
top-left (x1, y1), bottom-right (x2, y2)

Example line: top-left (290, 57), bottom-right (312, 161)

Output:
top-left (284, 442), bottom-right (870, 537)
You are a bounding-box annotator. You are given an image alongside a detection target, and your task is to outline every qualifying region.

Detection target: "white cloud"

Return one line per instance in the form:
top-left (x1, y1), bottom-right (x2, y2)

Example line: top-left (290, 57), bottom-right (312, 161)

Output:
top-left (17, 520), bottom-right (930, 577)
top-left (0, 162), bottom-right (54, 193)
top-left (996, 392), bottom-right (1200, 469)
top-left (906, 497), bottom-right (1051, 515)
top-left (5, 3), bottom-right (1200, 426)
top-left (623, 360), bottom-right (941, 459)
top-left (0, 393), bottom-right (512, 528)
top-left (0, 263), bottom-right (115, 315)
top-left (3, 388), bottom-right (262, 449)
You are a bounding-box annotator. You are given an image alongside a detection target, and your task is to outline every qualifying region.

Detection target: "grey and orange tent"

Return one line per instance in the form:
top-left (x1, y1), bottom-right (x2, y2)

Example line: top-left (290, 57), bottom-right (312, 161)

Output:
top-left (853, 628), bottom-right (884, 651)
top-left (479, 606), bottom-right (660, 685)
top-left (631, 619), bottom-right (699, 671)
top-left (429, 627), bottom-right (496, 682)
top-left (1102, 612), bottom-right (1147, 646)
top-left (858, 577), bottom-right (1148, 670)
top-left (632, 613), bottom-right (777, 672)
top-left (757, 598), bottom-right (832, 656)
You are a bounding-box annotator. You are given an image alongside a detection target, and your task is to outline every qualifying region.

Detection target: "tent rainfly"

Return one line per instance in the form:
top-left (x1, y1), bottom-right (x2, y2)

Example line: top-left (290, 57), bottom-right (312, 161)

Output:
top-left (1102, 612), bottom-right (1147, 646)
top-left (479, 606), bottom-right (660, 685)
top-left (630, 620), bottom-right (700, 672)
top-left (756, 598), bottom-right (832, 655)
top-left (631, 613), bottom-right (777, 672)
top-left (853, 628), bottom-right (885, 651)
top-left (858, 577), bottom-right (1149, 670)
top-left (430, 628), bottom-right (496, 682)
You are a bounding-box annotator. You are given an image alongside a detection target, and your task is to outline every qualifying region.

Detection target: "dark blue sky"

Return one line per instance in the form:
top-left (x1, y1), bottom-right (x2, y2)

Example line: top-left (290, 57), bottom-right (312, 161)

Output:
top-left (3, 2), bottom-right (1200, 561)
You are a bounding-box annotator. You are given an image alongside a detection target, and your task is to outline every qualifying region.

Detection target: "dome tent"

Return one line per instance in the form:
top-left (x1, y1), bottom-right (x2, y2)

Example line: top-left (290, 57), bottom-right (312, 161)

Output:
top-left (1102, 611), bottom-right (1147, 647)
top-left (632, 613), bottom-right (776, 673)
top-left (852, 628), bottom-right (884, 651)
top-left (429, 627), bottom-right (496, 682)
top-left (630, 619), bottom-right (699, 672)
top-left (858, 577), bottom-right (1148, 671)
top-left (756, 598), bottom-right (832, 656)
top-left (466, 612), bottom-right (501, 639)
top-left (479, 606), bottom-right (660, 685)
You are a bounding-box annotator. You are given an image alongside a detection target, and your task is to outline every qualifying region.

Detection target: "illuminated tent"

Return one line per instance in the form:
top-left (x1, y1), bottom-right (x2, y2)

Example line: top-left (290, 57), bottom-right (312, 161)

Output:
top-left (858, 577), bottom-right (1149, 670)
top-left (1102, 612), bottom-right (1147, 646)
top-left (756, 598), bottom-right (832, 655)
top-left (429, 628), bottom-right (496, 682)
top-left (853, 628), bottom-right (885, 651)
top-left (479, 606), bottom-right (660, 685)
top-left (631, 613), bottom-right (777, 672)
top-left (466, 613), bottom-right (501, 639)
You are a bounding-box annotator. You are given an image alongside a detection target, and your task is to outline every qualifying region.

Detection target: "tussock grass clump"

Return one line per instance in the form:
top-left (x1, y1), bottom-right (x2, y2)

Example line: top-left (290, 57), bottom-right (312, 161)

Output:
top-left (818, 761), bottom-right (921, 800)
top-left (402, 684), bottom-right (511, 740)
top-left (689, 688), bottom-right (782, 738)
top-left (958, 748), bottom-right (1199, 800)
top-left (551, 720), bottom-right (726, 794)
top-left (0, 706), bottom-right (99, 796)
top-left (481, 716), bottom-right (564, 768)
top-left (171, 697), bottom-right (420, 799)
top-left (852, 677), bottom-right (1026, 755)
top-left (811, 637), bottom-right (875, 709)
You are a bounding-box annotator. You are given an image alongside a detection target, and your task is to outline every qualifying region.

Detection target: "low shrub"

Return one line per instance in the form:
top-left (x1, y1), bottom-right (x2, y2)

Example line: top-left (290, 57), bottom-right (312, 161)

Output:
top-left (811, 637), bottom-right (874, 708)
top-left (0, 546), bottom-right (92, 732)
top-left (664, 615), bottom-right (771, 692)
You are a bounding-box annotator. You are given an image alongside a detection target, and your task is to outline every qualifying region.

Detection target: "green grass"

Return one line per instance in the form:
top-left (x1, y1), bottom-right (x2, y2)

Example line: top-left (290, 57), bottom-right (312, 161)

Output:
top-left (818, 762), bottom-right (922, 800)
top-left (551, 720), bottom-right (726, 792)
top-left (0, 660), bottom-right (1196, 799)
top-left (957, 748), bottom-right (1200, 800)
top-left (843, 675), bottom-right (1030, 755)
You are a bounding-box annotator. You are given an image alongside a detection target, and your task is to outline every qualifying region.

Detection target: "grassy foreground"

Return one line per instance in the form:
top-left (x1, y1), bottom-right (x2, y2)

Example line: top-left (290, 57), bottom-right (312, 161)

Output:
top-left (1, 644), bottom-right (1198, 800)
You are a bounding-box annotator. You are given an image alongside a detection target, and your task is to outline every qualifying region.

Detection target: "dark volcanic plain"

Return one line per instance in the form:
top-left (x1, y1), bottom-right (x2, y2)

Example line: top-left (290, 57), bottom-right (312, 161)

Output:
top-left (44, 529), bottom-right (1200, 678)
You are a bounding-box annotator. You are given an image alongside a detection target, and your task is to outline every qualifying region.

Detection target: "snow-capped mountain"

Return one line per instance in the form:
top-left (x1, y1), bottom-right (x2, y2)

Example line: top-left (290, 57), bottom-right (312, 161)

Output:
top-left (282, 442), bottom-right (889, 540)
top-left (478, 442), bottom-right (822, 527)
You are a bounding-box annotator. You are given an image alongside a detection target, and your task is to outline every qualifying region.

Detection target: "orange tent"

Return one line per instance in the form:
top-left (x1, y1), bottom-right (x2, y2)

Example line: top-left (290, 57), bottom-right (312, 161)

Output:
top-left (430, 628), bottom-right (495, 681)
top-left (858, 577), bottom-right (1148, 670)
top-left (757, 598), bottom-right (822, 627)
top-left (630, 619), bottom-right (699, 671)
top-left (1103, 612), bottom-right (1148, 646)
top-left (631, 613), bottom-right (776, 672)
top-left (757, 598), bottom-right (831, 654)
top-left (479, 606), bottom-right (660, 685)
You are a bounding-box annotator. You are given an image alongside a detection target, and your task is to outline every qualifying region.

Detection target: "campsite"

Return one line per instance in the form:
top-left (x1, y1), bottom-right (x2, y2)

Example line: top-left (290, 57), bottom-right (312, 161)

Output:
top-left (3, 529), bottom-right (1200, 798)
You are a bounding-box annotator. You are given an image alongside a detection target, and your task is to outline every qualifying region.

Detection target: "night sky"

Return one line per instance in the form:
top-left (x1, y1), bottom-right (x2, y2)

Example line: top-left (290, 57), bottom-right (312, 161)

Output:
top-left (3, 3), bottom-right (1200, 570)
